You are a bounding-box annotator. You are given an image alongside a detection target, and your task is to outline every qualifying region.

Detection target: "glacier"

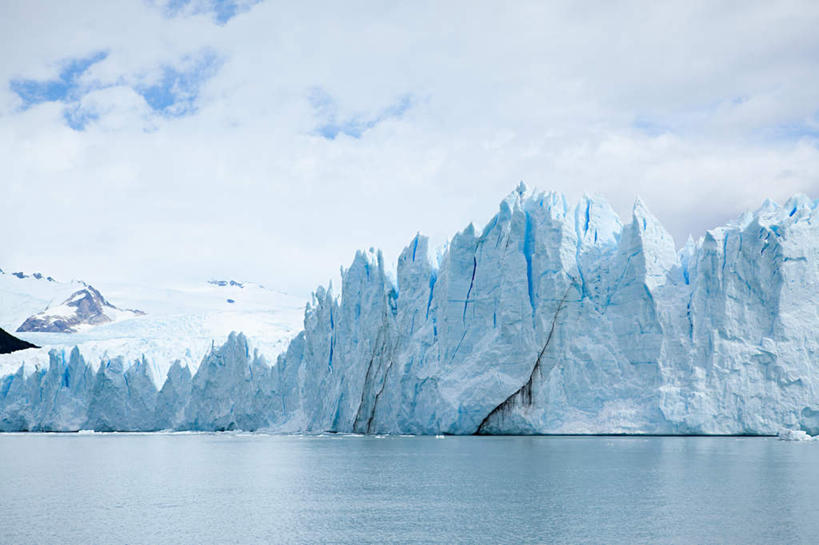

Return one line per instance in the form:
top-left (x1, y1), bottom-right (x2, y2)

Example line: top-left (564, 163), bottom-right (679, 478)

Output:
top-left (0, 276), bottom-right (305, 386)
top-left (2, 184), bottom-right (819, 435)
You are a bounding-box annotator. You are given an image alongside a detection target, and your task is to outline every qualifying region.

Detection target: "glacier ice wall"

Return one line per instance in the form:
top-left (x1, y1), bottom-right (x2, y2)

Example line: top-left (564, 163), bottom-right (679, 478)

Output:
top-left (2, 185), bottom-right (819, 434)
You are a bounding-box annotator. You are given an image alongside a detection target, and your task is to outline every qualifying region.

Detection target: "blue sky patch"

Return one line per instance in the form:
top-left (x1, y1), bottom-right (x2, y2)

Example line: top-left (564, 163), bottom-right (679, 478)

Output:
top-left (8, 48), bottom-right (220, 130)
top-left (62, 103), bottom-right (100, 131)
top-left (310, 88), bottom-right (413, 140)
top-left (163, 0), bottom-right (262, 25)
top-left (136, 50), bottom-right (221, 117)
top-left (10, 51), bottom-right (108, 109)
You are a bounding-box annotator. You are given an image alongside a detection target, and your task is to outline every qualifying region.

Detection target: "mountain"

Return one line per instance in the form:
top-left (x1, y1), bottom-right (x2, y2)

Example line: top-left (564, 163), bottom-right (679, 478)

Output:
top-left (0, 269), bottom-right (86, 334)
top-left (16, 285), bottom-right (145, 333)
top-left (0, 328), bottom-right (37, 354)
top-left (2, 185), bottom-right (819, 435)
top-left (0, 275), bottom-right (305, 385)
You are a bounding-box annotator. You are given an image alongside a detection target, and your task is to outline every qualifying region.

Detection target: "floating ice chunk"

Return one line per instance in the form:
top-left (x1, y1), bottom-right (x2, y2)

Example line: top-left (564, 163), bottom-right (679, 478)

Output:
top-left (778, 430), bottom-right (815, 441)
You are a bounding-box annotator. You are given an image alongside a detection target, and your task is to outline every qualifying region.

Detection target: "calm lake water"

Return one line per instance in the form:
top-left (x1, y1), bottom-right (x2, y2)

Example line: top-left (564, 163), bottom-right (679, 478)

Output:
top-left (1, 434), bottom-right (817, 544)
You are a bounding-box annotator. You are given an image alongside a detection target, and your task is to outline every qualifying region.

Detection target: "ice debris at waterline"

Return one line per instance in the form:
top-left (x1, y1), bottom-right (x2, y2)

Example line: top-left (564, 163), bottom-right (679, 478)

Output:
top-left (778, 430), bottom-right (816, 441)
top-left (3, 185), bottom-right (819, 434)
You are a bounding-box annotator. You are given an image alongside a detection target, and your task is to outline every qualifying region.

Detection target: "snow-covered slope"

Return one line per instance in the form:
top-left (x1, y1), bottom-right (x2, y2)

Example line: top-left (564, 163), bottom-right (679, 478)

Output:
top-left (3, 185), bottom-right (819, 435)
top-left (0, 272), bottom-right (84, 333)
top-left (17, 285), bottom-right (144, 333)
top-left (0, 274), bottom-right (305, 385)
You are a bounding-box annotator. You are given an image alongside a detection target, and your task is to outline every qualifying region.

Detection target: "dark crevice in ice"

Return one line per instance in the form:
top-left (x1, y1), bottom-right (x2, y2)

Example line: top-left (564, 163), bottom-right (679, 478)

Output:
top-left (463, 257), bottom-right (477, 322)
top-left (353, 320), bottom-right (394, 434)
top-left (475, 286), bottom-right (571, 434)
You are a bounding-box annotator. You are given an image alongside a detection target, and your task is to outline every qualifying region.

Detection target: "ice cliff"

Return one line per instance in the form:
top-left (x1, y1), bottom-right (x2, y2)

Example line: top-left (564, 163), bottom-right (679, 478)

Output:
top-left (3, 185), bottom-right (819, 435)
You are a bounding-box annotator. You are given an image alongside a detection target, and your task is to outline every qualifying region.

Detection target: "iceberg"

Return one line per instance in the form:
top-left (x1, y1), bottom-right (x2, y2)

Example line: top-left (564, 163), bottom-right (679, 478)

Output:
top-left (3, 185), bottom-right (819, 435)
top-left (778, 429), bottom-right (815, 441)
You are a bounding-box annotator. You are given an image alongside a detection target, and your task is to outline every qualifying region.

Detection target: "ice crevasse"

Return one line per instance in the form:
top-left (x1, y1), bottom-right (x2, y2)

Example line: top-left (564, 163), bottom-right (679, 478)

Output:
top-left (3, 184), bottom-right (819, 435)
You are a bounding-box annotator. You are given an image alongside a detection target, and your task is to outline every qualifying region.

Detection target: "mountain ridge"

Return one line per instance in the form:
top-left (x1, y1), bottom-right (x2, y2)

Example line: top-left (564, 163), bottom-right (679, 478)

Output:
top-left (0, 328), bottom-right (38, 355)
top-left (16, 285), bottom-right (146, 333)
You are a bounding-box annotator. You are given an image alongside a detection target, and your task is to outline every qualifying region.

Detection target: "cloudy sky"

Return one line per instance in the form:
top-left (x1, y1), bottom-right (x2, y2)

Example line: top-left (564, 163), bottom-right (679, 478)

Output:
top-left (1, 1), bottom-right (818, 298)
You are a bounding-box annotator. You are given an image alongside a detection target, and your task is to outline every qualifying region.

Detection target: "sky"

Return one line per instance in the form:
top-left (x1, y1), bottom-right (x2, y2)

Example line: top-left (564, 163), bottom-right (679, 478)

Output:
top-left (1, 0), bottom-right (818, 299)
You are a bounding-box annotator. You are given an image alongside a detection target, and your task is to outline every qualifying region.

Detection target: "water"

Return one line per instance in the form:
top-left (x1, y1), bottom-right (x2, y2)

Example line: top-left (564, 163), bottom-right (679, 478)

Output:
top-left (1, 434), bottom-right (817, 544)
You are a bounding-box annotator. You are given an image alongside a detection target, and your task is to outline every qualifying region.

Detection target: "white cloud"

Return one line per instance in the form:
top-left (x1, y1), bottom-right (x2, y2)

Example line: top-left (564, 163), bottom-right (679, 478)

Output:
top-left (1, 1), bottom-right (818, 299)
